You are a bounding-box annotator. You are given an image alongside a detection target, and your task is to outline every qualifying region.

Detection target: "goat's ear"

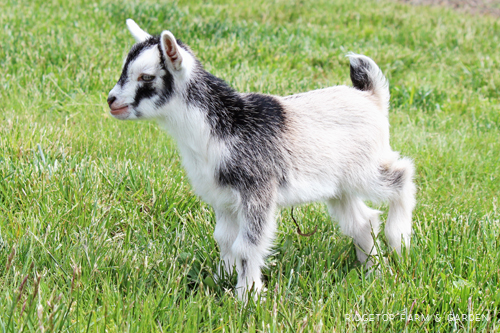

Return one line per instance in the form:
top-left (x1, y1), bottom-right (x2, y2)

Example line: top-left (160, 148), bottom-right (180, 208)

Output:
top-left (160, 30), bottom-right (183, 71)
top-left (126, 19), bottom-right (151, 43)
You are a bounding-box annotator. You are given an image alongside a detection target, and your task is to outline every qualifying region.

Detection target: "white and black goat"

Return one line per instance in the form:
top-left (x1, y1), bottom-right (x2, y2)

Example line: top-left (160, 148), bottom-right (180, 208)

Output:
top-left (107, 19), bottom-right (416, 300)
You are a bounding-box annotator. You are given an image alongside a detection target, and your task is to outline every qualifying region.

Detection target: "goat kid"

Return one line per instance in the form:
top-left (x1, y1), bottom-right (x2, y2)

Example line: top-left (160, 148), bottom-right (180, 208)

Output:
top-left (107, 19), bottom-right (416, 301)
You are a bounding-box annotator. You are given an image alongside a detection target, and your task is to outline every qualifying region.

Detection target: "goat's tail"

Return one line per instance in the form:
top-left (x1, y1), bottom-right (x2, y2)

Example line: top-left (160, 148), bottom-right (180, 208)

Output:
top-left (347, 53), bottom-right (390, 115)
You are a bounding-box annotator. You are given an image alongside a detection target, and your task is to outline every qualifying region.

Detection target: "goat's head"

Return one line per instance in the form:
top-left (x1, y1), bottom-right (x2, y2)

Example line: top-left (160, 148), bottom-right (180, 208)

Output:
top-left (107, 20), bottom-right (196, 120)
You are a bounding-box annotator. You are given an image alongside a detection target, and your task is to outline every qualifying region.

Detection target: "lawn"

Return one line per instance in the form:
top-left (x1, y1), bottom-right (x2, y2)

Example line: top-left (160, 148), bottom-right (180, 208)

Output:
top-left (0, 0), bottom-right (499, 331)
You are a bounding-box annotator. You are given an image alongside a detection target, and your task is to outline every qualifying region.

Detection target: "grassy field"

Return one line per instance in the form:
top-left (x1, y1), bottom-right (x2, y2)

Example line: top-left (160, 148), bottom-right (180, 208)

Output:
top-left (1, 0), bottom-right (499, 331)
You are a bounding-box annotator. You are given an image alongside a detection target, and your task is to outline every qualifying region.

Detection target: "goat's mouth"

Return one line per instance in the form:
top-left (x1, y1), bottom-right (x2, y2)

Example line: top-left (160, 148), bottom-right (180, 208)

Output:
top-left (110, 105), bottom-right (129, 116)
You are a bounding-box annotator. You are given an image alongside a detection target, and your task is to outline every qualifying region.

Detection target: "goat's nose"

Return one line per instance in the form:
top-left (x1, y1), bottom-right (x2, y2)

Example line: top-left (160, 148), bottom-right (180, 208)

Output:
top-left (107, 95), bottom-right (117, 107)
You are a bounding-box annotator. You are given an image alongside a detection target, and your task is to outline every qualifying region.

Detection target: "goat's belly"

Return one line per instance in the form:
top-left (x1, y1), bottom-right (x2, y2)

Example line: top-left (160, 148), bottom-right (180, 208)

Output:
top-left (277, 175), bottom-right (340, 207)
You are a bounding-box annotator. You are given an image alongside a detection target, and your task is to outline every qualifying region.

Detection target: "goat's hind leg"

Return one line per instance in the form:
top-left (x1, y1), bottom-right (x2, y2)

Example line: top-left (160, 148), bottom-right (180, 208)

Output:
top-left (327, 195), bottom-right (381, 266)
top-left (380, 157), bottom-right (416, 254)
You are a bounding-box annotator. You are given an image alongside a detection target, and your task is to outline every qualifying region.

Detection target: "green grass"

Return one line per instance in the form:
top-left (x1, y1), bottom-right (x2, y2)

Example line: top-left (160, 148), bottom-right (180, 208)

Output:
top-left (1, 0), bottom-right (499, 331)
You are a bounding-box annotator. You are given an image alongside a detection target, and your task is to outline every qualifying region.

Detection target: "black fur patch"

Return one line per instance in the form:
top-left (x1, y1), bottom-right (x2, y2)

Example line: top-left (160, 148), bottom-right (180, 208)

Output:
top-left (185, 69), bottom-right (288, 245)
top-left (186, 71), bottom-right (286, 138)
top-left (380, 165), bottom-right (405, 190)
top-left (186, 70), bottom-right (288, 189)
top-left (211, 89), bottom-right (288, 192)
top-left (350, 59), bottom-right (373, 92)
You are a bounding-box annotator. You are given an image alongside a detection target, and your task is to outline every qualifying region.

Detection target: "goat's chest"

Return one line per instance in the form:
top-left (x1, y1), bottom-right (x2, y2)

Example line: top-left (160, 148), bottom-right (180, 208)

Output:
top-left (177, 140), bottom-right (234, 209)
top-left (157, 113), bottom-right (236, 209)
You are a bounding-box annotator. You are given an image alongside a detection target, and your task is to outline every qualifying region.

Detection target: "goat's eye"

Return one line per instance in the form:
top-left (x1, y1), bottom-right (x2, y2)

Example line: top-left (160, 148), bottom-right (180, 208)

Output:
top-left (140, 74), bottom-right (155, 82)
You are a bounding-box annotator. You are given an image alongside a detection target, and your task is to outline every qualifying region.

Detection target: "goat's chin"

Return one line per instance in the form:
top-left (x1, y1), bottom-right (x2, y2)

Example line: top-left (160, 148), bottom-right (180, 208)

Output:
top-left (110, 107), bottom-right (133, 120)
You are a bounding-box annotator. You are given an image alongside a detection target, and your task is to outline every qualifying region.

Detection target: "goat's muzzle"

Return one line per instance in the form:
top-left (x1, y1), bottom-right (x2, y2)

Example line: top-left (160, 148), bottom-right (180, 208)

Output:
top-left (107, 95), bottom-right (129, 116)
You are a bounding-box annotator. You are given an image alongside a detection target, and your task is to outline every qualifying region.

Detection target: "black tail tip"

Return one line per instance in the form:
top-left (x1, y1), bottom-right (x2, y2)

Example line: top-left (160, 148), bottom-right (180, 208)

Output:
top-left (349, 57), bottom-right (373, 91)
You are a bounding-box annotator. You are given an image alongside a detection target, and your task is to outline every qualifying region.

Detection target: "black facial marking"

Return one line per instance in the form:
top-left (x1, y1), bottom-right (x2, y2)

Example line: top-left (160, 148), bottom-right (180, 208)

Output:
top-left (155, 55), bottom-right (174, 108)
top-left (350, 59), bottom-right (373, 91)
top-left (131, 83), bottom-right (156, 108)
top-left (118, 36), bottom-right (161, 87)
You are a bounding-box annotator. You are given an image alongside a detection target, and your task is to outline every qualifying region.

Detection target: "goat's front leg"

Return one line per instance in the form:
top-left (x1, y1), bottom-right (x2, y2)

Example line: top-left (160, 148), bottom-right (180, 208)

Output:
top-left (213, 209), bottom-right (240, 280)
top-left (232, 193), bottom-right (277, 301)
